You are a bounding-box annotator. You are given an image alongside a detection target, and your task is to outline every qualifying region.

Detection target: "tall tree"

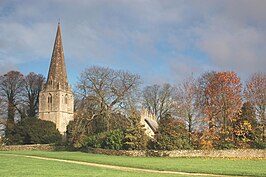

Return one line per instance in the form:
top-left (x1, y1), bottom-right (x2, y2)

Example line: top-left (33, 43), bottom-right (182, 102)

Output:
top-left (195, 71), bottom-right (242, 148)
top-left (195, 71), bottom-right (217, 149)
top-left (0, 71), bottom-right (24, 123)
top-left (175, 76), bottom-right (198, 144)
top-left (75, 66), bottom-right (141, 132)
top-left (244, 72), bottom-right (266, 141)
top-left (195, 71), bottom-right (216, 129)
top-left (206, 72), bottom-right (242, 137)
top-left (142, 83), bottom-right (175, 120)
top-left (22, 72), bottom-right (45, 118)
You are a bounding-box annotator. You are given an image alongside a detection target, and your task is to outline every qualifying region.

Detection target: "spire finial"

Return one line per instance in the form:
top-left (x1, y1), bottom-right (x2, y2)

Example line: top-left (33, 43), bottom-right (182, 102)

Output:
top-left (58, 18), bottom-right (60, 25)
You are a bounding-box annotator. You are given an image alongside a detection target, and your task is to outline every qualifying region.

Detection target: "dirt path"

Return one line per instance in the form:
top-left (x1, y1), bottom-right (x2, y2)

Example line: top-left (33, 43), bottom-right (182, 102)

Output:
top-left (0, 153), bottom-right (243, 177)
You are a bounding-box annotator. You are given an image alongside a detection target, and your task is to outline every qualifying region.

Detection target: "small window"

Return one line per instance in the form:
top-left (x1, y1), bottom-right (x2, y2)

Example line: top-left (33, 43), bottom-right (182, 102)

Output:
top-left (65, 95), bottom-right (68, 104)
top-left (48, 94), bottom-right (52, 103)
top-left (48, 94), bottom-right (52, 110)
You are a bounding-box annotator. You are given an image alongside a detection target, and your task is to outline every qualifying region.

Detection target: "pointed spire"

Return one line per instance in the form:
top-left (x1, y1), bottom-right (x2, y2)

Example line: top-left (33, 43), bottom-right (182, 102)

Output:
top-left (46, 22), bottom-right (68, 90)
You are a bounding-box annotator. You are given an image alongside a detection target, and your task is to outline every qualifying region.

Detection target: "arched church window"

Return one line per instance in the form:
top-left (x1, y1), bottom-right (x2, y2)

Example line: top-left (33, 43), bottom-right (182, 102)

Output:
top-left (48, 93), bottom-right (52, 110)
top-left (65, 94), bottom-right (68, 104)
top-left (48, 94), bottom-right (52, 103)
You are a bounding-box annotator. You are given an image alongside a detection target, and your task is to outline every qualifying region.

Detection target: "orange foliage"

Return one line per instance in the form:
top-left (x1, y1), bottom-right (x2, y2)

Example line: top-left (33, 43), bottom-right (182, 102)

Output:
top-left (200, 72), bottom-right (243, 148)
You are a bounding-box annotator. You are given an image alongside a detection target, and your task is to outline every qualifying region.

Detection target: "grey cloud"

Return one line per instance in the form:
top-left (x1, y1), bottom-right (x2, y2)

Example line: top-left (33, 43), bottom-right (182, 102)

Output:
top-left (193, 1), bottom-right (266, 75)
top-left (0, 59), bottom-right (17, 75)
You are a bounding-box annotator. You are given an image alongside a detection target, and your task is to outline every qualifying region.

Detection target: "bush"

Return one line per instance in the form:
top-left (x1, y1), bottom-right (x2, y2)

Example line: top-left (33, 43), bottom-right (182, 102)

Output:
top-left (216, 141), bottom-right (236, 150)
top-left (66, 112), bottom-right (130, 148)
top-left (86, 132), bottom-right (107, 148)
top-left (250, 140), bottom-right (266, 149)
top-left (104, 129), bottom-right (124, 150)
top-left (84, 129), bottom-right (125, 150)
top-left (5, 117), bottom-right (61, 145)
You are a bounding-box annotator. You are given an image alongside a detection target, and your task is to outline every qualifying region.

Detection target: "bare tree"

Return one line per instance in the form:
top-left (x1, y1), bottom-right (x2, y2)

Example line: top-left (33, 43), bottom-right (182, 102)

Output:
top-left (22, 72), bottom-right (45, 118)
top-left (244, 72), bottom-right (266, 141)
top-left (142, 83), bottom-right (175, 120)
top-left (0, 97), bottom-right (6, 135)
top-left (76, 66), bottom-right (141, 128)
top-left (195, 71), bottom-right (216, 130)
top-left (0, 71), bottom-right (24, 123)
top-left (175, 76), bottom-right (198, 143)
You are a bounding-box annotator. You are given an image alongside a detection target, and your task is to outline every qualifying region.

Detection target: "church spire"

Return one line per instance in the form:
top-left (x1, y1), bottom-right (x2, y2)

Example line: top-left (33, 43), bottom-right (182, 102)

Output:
top-left (46, 22), bottom-right (68, 90)
top-left (39, 22), bottom-right (74, 135)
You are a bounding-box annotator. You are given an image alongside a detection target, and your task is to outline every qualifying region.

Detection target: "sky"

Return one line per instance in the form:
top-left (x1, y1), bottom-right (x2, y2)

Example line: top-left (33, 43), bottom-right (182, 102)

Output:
top-left (0, 0), bottom-right (265, 87)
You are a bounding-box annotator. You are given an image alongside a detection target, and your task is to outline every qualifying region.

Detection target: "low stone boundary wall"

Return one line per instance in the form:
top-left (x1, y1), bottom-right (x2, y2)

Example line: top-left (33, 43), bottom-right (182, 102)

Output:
top-left (1, 145), bottom-right (265, 159)
top-left (0, 144), bottom-right (65, 151)
top-left (165, 149), bottom-right (266, 159)
top-left (88, 148), bottom-right (266, 159)
top-left (87, 148), bottom-right (146, 156)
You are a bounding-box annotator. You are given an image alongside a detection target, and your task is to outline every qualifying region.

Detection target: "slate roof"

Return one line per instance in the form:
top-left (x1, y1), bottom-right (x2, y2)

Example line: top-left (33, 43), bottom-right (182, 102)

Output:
top-left (144, 118), bottom-right (158, 133)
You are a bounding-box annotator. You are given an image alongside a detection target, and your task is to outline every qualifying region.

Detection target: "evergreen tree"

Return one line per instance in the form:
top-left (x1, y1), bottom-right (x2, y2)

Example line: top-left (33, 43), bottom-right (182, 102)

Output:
top-left (124, 109), bottom-right (148, 150)
top-left (241, 102), bottom-right (257, 129)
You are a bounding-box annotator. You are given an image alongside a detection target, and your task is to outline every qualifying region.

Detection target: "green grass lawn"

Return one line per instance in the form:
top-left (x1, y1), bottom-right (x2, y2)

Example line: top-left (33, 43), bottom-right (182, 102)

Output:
top-left (0, 150), bottom-right (265, 176)
top-left (0, 154), bottom-right (190, 177)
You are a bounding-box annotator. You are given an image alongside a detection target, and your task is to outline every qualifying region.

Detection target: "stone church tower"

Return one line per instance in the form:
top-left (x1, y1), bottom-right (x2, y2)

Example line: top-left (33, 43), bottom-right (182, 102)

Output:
top-left (39, 23), bottom-right (74, 134)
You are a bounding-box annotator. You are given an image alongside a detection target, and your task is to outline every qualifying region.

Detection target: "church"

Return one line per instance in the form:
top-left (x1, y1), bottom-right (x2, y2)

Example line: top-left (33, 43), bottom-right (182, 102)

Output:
top-left (38, 23), bottom-right (74, 135)
top-left (38, 23), bottom-right (157, 137)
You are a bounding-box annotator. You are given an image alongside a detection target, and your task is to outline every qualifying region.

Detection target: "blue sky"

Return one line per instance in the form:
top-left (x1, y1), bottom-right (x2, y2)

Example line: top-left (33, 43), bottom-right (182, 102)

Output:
top-left (0, 0), bottom-right (265, 87)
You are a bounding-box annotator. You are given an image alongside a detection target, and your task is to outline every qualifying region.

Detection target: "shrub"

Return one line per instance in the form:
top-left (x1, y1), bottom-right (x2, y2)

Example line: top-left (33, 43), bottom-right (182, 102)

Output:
top-left (86, 132), bottom-right (107, 148)
top-left (66, 113), bottom-right (130, 148)
top-left (216, 141), bottom-right (236, 150)
top-left (104, 129), bottom-right (124, 150)
top-left (5, 117), bottom-right (61, 145)
top-left (83, 129), bottom-right (125, 150)
top-left (250, 140), bottom-right (266, 149)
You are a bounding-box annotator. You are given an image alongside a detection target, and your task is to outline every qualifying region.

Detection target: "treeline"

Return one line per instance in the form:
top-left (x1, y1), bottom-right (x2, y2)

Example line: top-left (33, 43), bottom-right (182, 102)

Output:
top-left (0, 71), bottom-right (62, 145)
top-left (0, 71), bottom-right (45, 122)
top-left (0, 68), bottom-right (265, 150)
top-left (68, 67), bottom-right (265, 150)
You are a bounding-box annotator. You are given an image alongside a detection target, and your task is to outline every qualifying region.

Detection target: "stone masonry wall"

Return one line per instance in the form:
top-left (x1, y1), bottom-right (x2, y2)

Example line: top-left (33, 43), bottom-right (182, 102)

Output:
top-left (88, 148), bottom-right (266, 159)
top-left (0, 145), bottom-right (265, 159)
top-left (0, 144), bottom-right (65, 151)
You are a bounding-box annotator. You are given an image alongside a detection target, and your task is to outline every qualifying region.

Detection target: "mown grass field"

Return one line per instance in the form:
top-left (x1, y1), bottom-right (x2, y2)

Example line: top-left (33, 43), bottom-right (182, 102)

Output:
top-left (0, 150), bottom-right (265, 177)
top-left (0, 154), bottom-right (188, 177)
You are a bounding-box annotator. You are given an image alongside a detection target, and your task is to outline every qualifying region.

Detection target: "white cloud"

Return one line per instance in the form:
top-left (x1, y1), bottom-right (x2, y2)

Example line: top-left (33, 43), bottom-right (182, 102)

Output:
top-left (0, 0), bottom-right (265, 85)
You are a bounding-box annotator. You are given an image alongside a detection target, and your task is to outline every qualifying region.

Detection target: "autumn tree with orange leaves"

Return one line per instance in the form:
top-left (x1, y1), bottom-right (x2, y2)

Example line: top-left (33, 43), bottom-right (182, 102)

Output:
top-left (196, 72), bottom-right (242, 149)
